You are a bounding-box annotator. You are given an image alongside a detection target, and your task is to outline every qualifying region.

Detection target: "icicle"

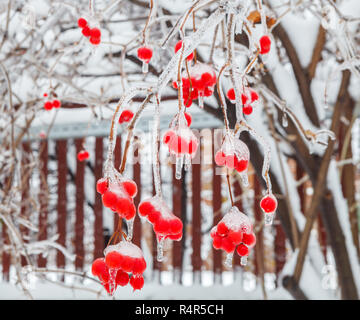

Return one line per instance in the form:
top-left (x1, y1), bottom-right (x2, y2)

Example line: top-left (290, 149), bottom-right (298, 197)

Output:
top-left (108, 268), bottom-right (118, 296)
top-left (240, 256), bottom-right (248, 266)
top-left (175, 155), bottom-right (184, 179)
top-left (142, 61), bottom-right (149, 74)
top-left (184, 153), bottom-right (191, 171)
top-left (156, 236), bottom-right (166, 262)
top-left (126, 217), bottom-right (135, 241)
top-left (239, 172), bottom-right (249, 187)
top-left (224, 252), bottom-right (234, 268)
top-left (198, 95), bottom-right (204, 109)
top-left (282, 114), bottom-right (288, 127)
top-left (264, 212), bottom-right (274, 226)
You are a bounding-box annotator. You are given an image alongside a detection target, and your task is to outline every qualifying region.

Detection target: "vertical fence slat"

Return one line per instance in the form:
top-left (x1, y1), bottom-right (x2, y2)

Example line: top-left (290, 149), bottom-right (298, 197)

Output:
top-left (56, 140), bottom-right (67, 270)
top-left (212, 132), bottom-right (222, 283)
top-left (132, 141), bottom-right (141, 248)
top-left (38, 140), bottom-right (48, 268)
top-left (2, 225), bottom-right (10, 281)
top-left (94, 137), bottom-right (104, 259)
top-left (192, 150), bottom-right (202, 283)
top-left (75, 139), bottom-right (85, 270)
top-left (172, 164), bottom-right (183, 284)
top-left (20, 142), bottom-right (31, 266)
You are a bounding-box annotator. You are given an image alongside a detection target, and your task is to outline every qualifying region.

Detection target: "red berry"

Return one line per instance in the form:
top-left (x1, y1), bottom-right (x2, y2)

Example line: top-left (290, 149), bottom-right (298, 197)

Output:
top-left (130, 275), bottom-right (144, 291)
top-left (163, 130), bottom-right (175, 144)
top-left (90, 37), bottom-right (101, 45)
top-left (243, 105), bottom-right (253, 115)
top-left (119, 110), bottom-right (134, 124)
top-left (96, 178), bottom-right (108, 195)
top-left (184, 112), bottom-right (192, 127)
top-left (138, 201), bottom-right (154, 216)
top-left (91, 258), bottom-right (109, 283)
top-left (217, 222), bottom-right (229, 236)
top-left (259, 35), bottom-right (271, 54)
top-left (250, 89), bottom-right (259, 102)
top-left (228, 230), bottom-right (243, 245)
top-left (260, 195), bottom-right (277, 213)
top-left (237, 244), bottom-right (249, 257)
top-left (203, 87), bottom-right (213, 97)
top-left (77, 18), bottom-right (88, 29)
top-left (148, 210), bottom-right (160, 224)
top-left (116, 270), bottom-right (129, 286)
top-left (215, 151), bottom-right (226, 166)
top-left (132, 258), bottom-right (146, 275)
top-left (227, 88), bottom-right (235, 101)
top-left (174, 40), bottom-right (194, 61)
top-left (235, 159), bottom-right (248, 173)
top-left (137, 46), bottom-right (153, 63)
top-left (169, 218), bottom-right (183, 234)
top-left (90, 28), bottom-right (101, 38)
top-left (222, 237), bottom-right (236, 253)
top-left (102, 191), bottom-right (118, 209)
top-left (52, 99), bottom-right (61, 108)
top-left (122, 180), bottom-right (137, 197)
top-left (242, 233), bottom-right (256, 247)
top-left (212, 235), bottom-right (222, 249)
top-left (154, 219), bottom-right (170, 234)
top-left (121, 256), bottom-right (135, 273)
top-left (82, 26), bottom-right (91, 37)
top-left (44, 101), bottom-right (53, 110)
top-left (43, 93), bottom-right (48, 97)
top-left (105, 251), bottom-right (123, 269)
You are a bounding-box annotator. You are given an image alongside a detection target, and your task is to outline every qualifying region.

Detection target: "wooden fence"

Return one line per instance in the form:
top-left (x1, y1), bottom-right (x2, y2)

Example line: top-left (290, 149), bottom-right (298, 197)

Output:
top-left (0, 129), bottom-right (327, 286)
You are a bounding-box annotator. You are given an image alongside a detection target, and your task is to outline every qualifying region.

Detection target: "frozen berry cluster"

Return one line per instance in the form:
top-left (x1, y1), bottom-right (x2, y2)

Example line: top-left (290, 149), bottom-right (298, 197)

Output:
top-left (77, 17), bottom-right (101, 45)
top-left (43, 93), bottom-right (61, 111)
top-left (138, 196), bottom-right (183, 241)
top-left (92, 241), bottom-right (146, 294)
top-left (172, 62), bottom-right (216, 108)
top-left (210, 206), bottom-right (256, 265)
top-left (226, 87), bottom-right (259, 115)
top-left (97, 177), bottom-right (138, 220)
top-left (215, 133), bottom-right (249, 174)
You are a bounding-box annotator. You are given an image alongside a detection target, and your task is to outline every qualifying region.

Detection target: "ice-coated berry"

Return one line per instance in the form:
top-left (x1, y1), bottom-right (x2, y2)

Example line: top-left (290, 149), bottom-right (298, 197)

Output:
top-left (105, 251), bottom-right (123, 269)
top-left (260, 194), bottom-right (277, 213)
top-left (96, 178), bottom-right (108, 195)
top-left (237, 244), bottom-right (249, 257)
top-left (259, 35), bottom-right (271, 54)
top-left (82, 26), bottom-right (91, 37)
top-left (137, 46), bottom-right (153, 63)
top-left (44, 101), bottom-right (53, 110)
top-left (91, 258), bottom-right (109, 283)
top-left (77, 150), bottom-right (89, 161)
top-left (242, 232), bottom-right (256, 247)
top-left (90, 36), bottom-right (101, 45)
top-left (130, 275), bottom-right (144, 291)
top-left (77, 18), bottom-right (88, 29)
top-left (243, 105), bottom-right (253, 115)
top-left (52, 99), bottom-right (61, 108)
top-left (116, 270), bottom-right (129, 286)
top-left (119, 110), bottom-right (134, 124)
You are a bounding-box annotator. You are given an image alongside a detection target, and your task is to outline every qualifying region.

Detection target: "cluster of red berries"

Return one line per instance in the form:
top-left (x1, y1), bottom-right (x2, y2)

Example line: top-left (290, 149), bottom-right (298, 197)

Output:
top-left (210, 207), bottom-right (256, 261)
top-left (43, 93), bottom-right (61, 111)
top-left (77, 149), bottom-right (89, 162)
top-left (96, 177), bottom-right (137, 220)
top-left (172, 63), bottom-right (216, 108)
top-left (259, 35), bottom-right (271, 55)
top-left (137, 46), bottom-right (153, 64)
top-left (163, 127), bottom-right (198, 156)
top-left (77, 17), bottom-right (101, 45)
top-left (138, 196), bottom-right (183, 241)
top-left (260, 194), bottom-right (278, 224)
top-left (119, 109), bottom-right (134, 124)
top-left (226, 87), bottom-right (259, 115)
top-left (92, 242), bottom-right (146, 294)
top-left (215, 134), bottom-right (249, 173)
